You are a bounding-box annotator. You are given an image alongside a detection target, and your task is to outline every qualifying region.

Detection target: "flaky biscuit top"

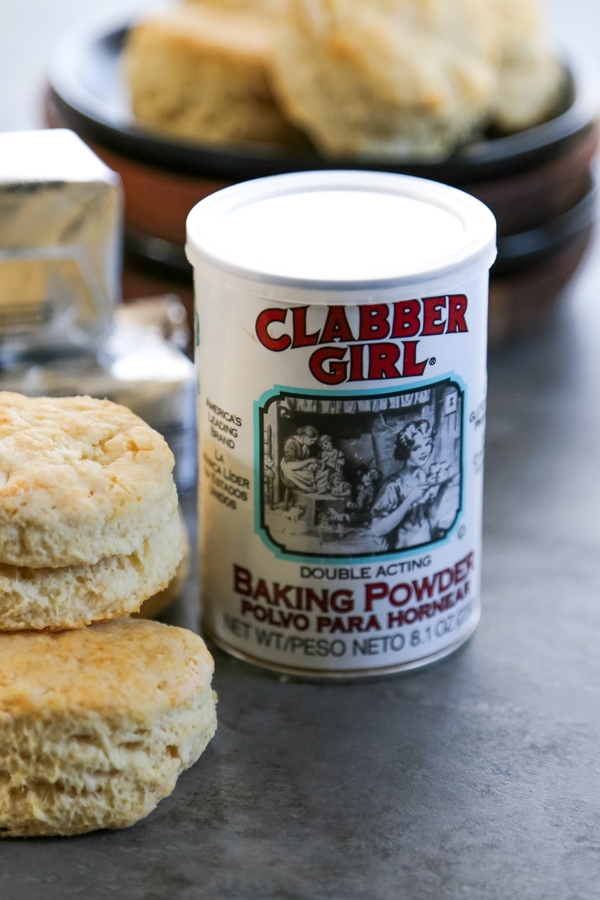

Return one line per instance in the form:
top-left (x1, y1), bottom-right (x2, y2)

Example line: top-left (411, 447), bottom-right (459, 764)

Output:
top-left (0, 618), bottom-right (215, 721)
top-left (0, 392), bottom-right (178, 566)
top-left (0, 392), bottom-right (173, 508)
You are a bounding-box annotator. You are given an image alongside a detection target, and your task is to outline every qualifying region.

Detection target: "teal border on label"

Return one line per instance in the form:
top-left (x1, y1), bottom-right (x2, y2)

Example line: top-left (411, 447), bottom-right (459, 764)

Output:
top-left (253, 373), bottom-right (468, 564)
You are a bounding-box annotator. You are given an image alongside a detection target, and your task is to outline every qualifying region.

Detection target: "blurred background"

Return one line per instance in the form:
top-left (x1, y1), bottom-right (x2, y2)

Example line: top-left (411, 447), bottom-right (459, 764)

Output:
top-left (2, 0), bottom-right (599, 352)
top-left (1, 1), bottom-right (599, 132)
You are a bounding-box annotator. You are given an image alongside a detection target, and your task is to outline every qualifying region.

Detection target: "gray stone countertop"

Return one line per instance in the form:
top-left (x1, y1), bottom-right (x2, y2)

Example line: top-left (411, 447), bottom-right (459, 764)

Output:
top-left (2, 2), bottom-right (600, 898)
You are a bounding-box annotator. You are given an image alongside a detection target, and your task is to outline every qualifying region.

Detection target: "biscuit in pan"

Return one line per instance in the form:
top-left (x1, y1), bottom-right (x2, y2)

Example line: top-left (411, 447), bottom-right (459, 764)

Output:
top-left (124, 0), bottom-right (564, 159)
top-left (0, 512), bottom-right (183, 631)
top-left (0, 392), bottom-right (178, 568)
top-left (269, 0), bottom-right (564, 158)
top-left (124, 5), bottom-right (306, 146)
top-left (489, 0), bottom-right (566, 132)
top-left (269, 0), bottom-right (501, 159)
top-left (0, 618), bottom-right (217, 837)
top-left (185, 0), bottom-right (284, 15)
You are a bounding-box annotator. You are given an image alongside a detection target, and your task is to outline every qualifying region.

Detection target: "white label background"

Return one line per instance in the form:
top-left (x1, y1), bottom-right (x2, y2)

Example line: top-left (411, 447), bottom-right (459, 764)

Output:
top-left (195, 273), bottom-right (488, 675)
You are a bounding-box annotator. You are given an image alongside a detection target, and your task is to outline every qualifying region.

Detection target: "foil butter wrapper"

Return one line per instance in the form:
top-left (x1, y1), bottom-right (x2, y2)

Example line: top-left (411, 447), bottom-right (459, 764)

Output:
top-left (0, 299), bottom-right (197, 492)
top-left (0, 128), bottom-right (122, 362)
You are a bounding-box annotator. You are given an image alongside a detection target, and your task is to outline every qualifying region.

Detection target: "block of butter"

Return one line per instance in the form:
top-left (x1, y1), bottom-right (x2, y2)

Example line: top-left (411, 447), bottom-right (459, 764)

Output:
top-left (0, 129), bottom-right (122, 362)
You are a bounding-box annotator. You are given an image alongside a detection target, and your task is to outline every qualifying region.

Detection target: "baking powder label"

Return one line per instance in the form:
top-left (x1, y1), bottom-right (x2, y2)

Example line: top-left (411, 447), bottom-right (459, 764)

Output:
top-left (195, 275), bottom-right (487, 676)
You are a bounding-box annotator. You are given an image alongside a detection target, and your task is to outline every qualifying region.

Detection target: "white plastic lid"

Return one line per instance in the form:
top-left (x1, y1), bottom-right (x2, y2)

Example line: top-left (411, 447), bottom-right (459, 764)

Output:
top-left (186, 170), bottom-right (496, 293)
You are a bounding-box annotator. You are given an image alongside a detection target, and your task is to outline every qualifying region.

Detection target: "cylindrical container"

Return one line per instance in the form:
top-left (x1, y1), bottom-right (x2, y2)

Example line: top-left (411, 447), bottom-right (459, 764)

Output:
top-left (186, 170), bottom-right (496, 679)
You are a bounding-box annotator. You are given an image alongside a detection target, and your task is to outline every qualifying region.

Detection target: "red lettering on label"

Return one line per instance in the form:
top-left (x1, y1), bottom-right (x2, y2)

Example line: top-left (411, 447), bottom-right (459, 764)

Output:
top-left (447, 294), bottom-right (468, 333)
top-left (391, 300), bottom-right (422, 338)
top-left (348, 344), bottom-right (364, 382)
top-left (320, 306), bottom-right (355, 343)
top-left (402, 340), bottom-right (428, 376)
top-left (309, 346), bottom-right (348, 385)
top-left (367, 343), bottom-right (402, 380)
top-left (364, 582), bottom-right (388, 612)
top-left (255, 308), bottom-right (290, 351)
top-left (291, 306), bottom-right (320, 347)
top-left (422, 297), bottom-right (446, 335)
top-left (256, 296), bottom-right (469, 351)
top-left (359, 303), bottom-right (390, 341)
top-left (233, 564), bottom-right (252, 596)
top-left (363, 552), bottom-right (475, 611)
top-left (309, 341), bottom-right (428, 384)
top-left (233, 564), bottom-right (356, 613)
top-left (254, 296), bottom-right (469, 382)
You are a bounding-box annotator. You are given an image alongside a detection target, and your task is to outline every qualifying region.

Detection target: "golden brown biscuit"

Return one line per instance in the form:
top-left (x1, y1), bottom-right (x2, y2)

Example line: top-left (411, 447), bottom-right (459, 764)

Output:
top-left (186, 0), bottom-right (284, 14)
top-left (0, 512), bottom-right (183, 631)
top-left (125, 0), bottom-right (563, 160)
top-left (269, 0), bottom-right (563, 159)
top-left (135, 510), bottom-right (190, 620)
top-left (0, 618), bottom-right (217, 837)
top-left (489, 0), bottom-right (565, 132)
top-left (124, 5), bottom-right (306, 146)
top-left (269, 0), bottom-right (501, 159)
top-left (0, 392), bottom-right (178, 568)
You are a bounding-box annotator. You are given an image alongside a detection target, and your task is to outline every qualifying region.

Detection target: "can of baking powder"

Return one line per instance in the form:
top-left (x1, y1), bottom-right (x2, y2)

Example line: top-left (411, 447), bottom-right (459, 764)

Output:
top-left (186, 170), bottom-right (496, 678)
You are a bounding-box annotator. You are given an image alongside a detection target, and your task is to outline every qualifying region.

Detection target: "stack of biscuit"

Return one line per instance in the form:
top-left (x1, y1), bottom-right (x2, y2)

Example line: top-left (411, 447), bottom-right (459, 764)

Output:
top-left (124, 0), bottom-right (566, 161)
top-left (0, 392), bottom-right (217, 837)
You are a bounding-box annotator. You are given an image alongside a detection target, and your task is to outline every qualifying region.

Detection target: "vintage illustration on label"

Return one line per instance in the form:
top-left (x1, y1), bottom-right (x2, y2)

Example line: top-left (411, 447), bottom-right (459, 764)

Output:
top-left (258, 378), bottom-right (463, 559)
